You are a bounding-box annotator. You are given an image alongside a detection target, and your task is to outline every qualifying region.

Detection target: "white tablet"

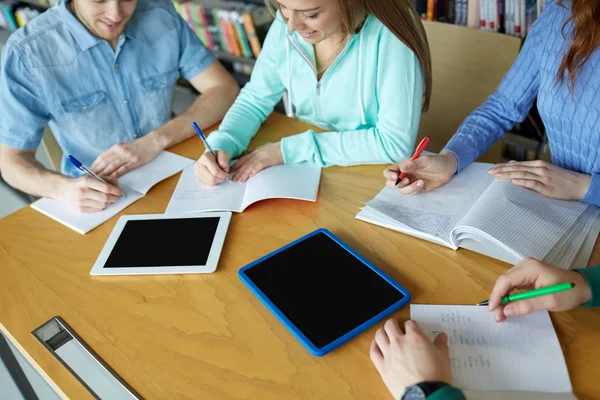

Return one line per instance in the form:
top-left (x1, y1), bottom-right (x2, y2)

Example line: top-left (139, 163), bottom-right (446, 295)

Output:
top-left (90, 212), bottom-right (232, 276)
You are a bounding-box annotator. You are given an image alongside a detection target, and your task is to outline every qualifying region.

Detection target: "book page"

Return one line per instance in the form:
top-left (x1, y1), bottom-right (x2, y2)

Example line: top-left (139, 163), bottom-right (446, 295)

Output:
top-left (241, 163), bottom-right (322, 210)
top-left (165, 165), bottom-right (246, 213)
top-left (456, 178), bottom-right (590, 262)
top-left (31, 188), bottom-right (144, 234)
top-left (411, 305), bottom-right (572, 393)
top-left (365, 162), bottom-right (494, 242)
top-left (118, 151), bottom-right (194, 195)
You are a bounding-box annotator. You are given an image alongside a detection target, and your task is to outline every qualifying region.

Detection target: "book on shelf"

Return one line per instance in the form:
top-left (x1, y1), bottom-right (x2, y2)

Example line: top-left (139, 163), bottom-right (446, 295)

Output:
top-left (173, 0), bottom-right (272, 60)
top-left (412, 0), bottom-right (543, 37)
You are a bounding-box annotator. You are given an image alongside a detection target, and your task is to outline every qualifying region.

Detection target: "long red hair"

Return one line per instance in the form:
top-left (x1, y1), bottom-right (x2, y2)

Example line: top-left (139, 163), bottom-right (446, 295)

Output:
top-left (557, 0), bottom-right (600, 92)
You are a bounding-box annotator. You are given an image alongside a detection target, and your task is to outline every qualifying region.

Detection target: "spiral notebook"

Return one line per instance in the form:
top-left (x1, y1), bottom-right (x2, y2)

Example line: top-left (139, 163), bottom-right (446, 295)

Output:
top-left (356, 162), bottom-right (600, 269)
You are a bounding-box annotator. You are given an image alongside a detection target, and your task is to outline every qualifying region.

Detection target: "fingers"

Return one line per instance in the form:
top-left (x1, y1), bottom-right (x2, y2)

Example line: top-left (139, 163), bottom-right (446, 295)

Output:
top-left (369, 339), bottom-right (384, 373)
top-left (383, 166), bottom-right (400, 181)
top-left (398, 180), bottom-right (424, 195)
top-left (490, 160), bottom-right (550, 171)
top-left (375, 326), bottom-right (390, 357)
top-left (502, 296), bottom-right (556, 319)
top-left (403, 320), bottom-right (423, 335)
top-left (385, 177), bottom-right (410, 189)
top-left (494, 306), bottom-right (507, 323)
top-left (433, 332), bottom-right (449, 357)
top-left (232, 157), bottom-right (265, 183)
top-left (216, 150), bottom-right (230, 172)
top-left (510, 179), bottom-right (549, 195)
top-left (201, 153), bottom-right (229, 181)
top-left (383, 318), bottom-right (403, 341)
top-left (489, 258), bottom-right (540, 311)
top-left (84, 177), bottom-right (122, 197)
top-left (194, 162), bottom-right (226, 186)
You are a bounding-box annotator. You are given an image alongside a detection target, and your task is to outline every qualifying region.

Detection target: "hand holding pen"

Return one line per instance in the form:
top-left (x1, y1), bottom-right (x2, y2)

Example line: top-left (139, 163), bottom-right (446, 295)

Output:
top-left (59, 155), bottom-right (123, 213)
top-left (192, 122), bottom-right (232, 186)
top-left (482, 258), bottom-right (592, 323)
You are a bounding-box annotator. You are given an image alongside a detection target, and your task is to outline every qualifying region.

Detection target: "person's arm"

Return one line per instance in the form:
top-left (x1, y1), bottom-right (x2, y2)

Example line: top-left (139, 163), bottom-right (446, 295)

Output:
top-left (91, 10), bottom-right (239, 179)
top-left (204, 16), bottom-right (288, 159)
top-left (280, 28), bottom-right (424, 167)
top-left (441, 7), bottom-right (550, 173)
top-left (426, 386), bottom-right (466, 399)
top-left (0, 43), bottom-right (121, 211)
top-left (574, 264), bottom-right (600, 307)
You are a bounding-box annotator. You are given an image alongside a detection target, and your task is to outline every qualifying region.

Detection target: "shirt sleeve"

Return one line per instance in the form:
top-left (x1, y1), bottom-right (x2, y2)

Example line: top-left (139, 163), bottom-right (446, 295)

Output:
top-left (581, 173), bottom-right (600, 207)
top-left (0, 42), bottom-right (50, 150)
top-left (574, 264), bottom-right (600, 307)
top-left (427, 386), bottom-right (467, 400)
top-left (441, 5), bottom-right (551, 173)
top-left (174, 7), bottom-right (215, 80)
top-left (280, 26), bottom-right (423, 167)
top-left (205, 16), bottom-right (287, 158)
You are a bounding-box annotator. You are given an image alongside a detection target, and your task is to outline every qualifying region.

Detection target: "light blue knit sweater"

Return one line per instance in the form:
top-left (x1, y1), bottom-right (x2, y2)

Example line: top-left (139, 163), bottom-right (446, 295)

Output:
top-left (443, 0), bottom-right (600, 207)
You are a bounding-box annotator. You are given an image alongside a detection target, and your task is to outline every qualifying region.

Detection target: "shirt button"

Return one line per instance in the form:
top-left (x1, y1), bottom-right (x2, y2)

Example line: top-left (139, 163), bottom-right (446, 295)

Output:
top-left (134, 133), bottom-right (140, 138)
top-left (161, 83), bottom-right (167, 88)
top-left (115, 63), bottom-right (119, 68)
top-left (123, 100), bottom-right (129, 105)
top-left (82, 106), bottom-right (88, 110)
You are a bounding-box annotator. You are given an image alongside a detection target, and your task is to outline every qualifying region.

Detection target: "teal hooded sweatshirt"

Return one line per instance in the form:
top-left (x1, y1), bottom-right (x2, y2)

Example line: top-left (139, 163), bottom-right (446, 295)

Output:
top-left (206, 12), bottom-right (425, 167)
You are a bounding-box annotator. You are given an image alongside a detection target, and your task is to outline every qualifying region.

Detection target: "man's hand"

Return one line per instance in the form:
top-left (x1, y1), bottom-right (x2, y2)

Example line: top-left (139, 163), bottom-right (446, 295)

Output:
top-left (57, 176), bottom-right (122, 213)
top-left (91, 135), bottom-right (163, 180)
top-left (488, 160), bottom-right (592, 201)
top-left (370, 319), bottom-right (452, 399)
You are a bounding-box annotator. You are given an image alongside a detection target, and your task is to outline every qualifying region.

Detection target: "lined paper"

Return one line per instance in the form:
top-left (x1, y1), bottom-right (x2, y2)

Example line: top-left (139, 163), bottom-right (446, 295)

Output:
top-left (411, 305), bottom-right (572, 393)
top-left (365, 162), bottom-right (494, 241)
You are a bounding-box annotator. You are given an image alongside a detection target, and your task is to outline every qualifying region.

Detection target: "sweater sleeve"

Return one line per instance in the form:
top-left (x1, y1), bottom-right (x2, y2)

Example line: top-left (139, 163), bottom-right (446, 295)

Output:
top-left (441, 5), bottom-right (552, 173)
top-left (205, 17), bottom-right (286, 159)
top-left (281, 25), bottom-right (423, 167)
top-left (426, 386), bottom-right (467, 400)
top-left (574, 264), bottom-right (600, 307)
top-left (581, 174), bottom-right (600, 208)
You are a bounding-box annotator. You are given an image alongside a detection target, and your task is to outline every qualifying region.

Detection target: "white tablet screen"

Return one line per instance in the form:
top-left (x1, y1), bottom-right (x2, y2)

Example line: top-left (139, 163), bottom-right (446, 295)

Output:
top-left (103, 217), bottom-right (220, 268)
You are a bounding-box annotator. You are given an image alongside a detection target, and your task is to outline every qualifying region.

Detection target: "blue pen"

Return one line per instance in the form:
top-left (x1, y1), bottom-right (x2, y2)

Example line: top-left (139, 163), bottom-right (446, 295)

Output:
top-left (67, 155), bottom-right (125, 198)
top-left (192, 122), bottom-right (231, 182)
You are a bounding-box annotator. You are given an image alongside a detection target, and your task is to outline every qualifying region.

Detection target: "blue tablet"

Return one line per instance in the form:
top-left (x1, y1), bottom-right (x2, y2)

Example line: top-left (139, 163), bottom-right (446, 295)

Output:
top-left (238, 229), bottom-right (411, 356)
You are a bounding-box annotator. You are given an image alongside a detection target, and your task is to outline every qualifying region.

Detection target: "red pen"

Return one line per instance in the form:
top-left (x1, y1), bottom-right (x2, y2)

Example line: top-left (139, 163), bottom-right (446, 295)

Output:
top-left (395, 136), bottom-right (430, 186)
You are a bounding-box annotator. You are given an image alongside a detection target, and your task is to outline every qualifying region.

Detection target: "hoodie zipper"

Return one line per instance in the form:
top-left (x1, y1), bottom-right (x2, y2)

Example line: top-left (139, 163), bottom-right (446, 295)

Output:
top-left (288, 35), bottom-right (353, 130)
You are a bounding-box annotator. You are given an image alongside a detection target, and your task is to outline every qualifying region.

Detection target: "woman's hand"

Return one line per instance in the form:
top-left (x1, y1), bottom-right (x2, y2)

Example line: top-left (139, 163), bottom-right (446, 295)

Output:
top-left (488, 160), bottom-right (591, 200)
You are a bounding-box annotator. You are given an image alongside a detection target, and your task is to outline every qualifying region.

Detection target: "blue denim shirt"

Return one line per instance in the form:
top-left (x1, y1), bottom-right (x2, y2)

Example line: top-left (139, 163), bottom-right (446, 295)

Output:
top-left (0, 0), bottom-right (214, 176)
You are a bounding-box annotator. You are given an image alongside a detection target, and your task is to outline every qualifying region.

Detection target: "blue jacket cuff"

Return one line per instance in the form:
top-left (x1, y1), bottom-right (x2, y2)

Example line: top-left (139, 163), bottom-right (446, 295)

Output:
top-left (581, 173), bottom-right (600, 207)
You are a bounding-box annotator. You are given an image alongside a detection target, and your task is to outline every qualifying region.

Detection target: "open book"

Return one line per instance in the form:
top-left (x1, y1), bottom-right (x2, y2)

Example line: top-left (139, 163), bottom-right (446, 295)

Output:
top-left (411, 305), bottom-right (575, 399)
top-left (165, 162), bottom-right (322, 213)
top-left (31, 152), bottom-right (194, 234)
top-left (356, 162), bottom-right (600, 269)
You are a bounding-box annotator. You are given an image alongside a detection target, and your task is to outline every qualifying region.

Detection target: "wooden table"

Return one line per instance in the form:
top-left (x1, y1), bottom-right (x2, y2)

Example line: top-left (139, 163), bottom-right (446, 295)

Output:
top-left (1, 113), bottom-right (599, 400)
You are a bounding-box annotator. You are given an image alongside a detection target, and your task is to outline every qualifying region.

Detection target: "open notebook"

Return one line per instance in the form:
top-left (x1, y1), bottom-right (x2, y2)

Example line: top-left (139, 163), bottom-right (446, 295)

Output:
top-left (356, 162), bottom-right (600, 269)
top-left (165, 162), bottom-right (322, 214)
top-left (411, 305), bottom-right (575, 399)
top-left (31, 152), bottom-right (194, 234)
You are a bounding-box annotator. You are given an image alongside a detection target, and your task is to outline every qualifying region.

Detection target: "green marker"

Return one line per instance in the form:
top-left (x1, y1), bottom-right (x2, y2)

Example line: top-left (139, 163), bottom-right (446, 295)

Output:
top-left (477, 282), bottom-right (575, 307)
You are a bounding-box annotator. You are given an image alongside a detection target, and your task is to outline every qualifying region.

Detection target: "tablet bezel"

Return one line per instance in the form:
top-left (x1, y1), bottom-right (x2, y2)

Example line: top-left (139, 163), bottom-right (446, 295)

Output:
top-left (90, 212), bottom-right (232, 276)
top-left (238, 228), bottom-right (411, 356)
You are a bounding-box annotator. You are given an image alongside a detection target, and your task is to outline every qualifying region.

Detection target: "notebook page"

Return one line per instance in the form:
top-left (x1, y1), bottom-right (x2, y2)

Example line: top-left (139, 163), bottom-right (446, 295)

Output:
top-left (119, 151), bottom-right (194, 195)
top-left (31, 187), bottom-right (144, 234)
top-left (410, 305), bottom-right (572, 393)
top-left (165, 165), bottom-right (246, 213)
top-left (456, 178), bottom-right (590, 262)
top-left (365, 163), bottom-right (494, 242)
top-left (356, 206), bottom-right (455, 249)
top-left (241, 163), bottom-right (322, 211)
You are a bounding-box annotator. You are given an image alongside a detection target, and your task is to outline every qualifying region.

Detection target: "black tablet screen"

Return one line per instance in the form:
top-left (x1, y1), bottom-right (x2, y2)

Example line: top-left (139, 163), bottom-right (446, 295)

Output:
top-left (104, 217), bottom-right (220, 268)
top-left (243, 232), bottom-right (405, 348)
